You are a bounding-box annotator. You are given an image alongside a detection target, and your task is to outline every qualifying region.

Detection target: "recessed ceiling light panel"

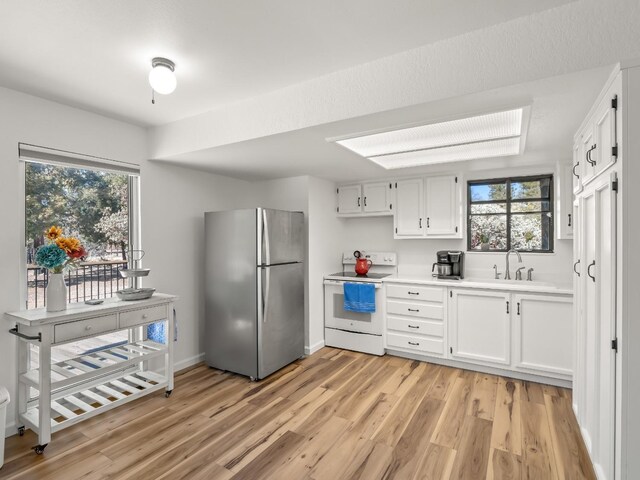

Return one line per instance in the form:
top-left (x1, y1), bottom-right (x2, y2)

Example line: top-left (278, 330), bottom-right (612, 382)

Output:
top-left (331, 108), bottom-right (527, 169)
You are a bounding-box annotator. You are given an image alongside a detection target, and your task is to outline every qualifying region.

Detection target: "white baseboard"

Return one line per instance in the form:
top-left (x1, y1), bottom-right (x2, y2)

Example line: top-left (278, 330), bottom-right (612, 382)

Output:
top-left (305, 340), bottom-right (325, 355)
top-left (174, 352), bottom-right (205, 372)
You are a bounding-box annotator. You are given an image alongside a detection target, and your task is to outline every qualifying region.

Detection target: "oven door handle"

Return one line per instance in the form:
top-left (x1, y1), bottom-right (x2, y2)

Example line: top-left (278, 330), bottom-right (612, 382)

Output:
top-left (323, 280), bottom-right (382, 289)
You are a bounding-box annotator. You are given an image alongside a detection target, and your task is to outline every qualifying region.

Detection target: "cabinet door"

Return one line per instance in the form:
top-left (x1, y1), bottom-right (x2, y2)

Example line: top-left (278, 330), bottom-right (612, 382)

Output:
top-left (557, 164), bottom-right (574, 239)
top-left (513, 294), bottom-right (573, 376)
top-left (593, 79), bottom-right (620, 178)
top-left (581, 127), bottom-right (596, 185)
top-left (572, 141), bottom-right (583, 194)
top-left (573, 199), bottom-right (585, 424)
top-left (394, 178), bottom-right (424, 237)
top-left (425, 175), bottom-right (460, 238)
top-left (449, 289), bottom-right (511, 366)
top-left (337, 184), bottom-right (361, 214)
top-left (363, 182), bottom-right (391, 213)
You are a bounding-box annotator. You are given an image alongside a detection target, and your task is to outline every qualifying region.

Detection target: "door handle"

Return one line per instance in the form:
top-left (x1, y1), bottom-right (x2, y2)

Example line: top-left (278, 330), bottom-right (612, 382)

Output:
top-left (506, 301), bottom-right (510, 314)
top-left (407, 308), bottom-right (420, 312)
top-left (364, 197), bottom-right (367, 207)
top-left (587, 260), bottom-right (596, 283)
top-left (427, 217), bottom-right (430, 228)
top-left (408, 341), bottom-right (420, 346)
top-left (568, 213), bottom-right (572, 227)
top-left (517, 302), bottom-right (520, 315)
top-left (262, 209), bottom-right (271, 266)
top-left (357, 197), bottom-right (361, 207)
top-left (573, 259), bottom-right (581, 277)
top-left (262, 267), bottom-right (271, 322)
top-left (586, 145), bottom-right (597, 166)
top-left (572, 162), bottom-right (580, 178)
top-left (419, 218), bottom-right (422, 229)
top-left (407, 291), bottom-right (419, 295)
top-left (408, 325), bottom-right (420, 329)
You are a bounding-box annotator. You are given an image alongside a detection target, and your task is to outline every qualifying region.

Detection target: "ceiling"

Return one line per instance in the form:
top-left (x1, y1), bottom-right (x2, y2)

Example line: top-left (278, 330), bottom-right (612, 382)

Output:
top-left (160, 65), bottom-right (613, 182)
top-left (0, 0), bottom-right (574, 126)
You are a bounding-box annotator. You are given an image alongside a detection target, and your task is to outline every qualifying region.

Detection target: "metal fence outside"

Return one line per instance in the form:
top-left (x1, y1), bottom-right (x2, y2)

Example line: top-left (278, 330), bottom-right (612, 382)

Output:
top-left (27, 260), bottom-right (129, 309)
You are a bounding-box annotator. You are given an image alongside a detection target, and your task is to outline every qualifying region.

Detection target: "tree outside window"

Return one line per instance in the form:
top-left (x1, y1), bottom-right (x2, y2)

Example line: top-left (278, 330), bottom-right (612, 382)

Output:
top-left (467, 175), bottom-right (554, 253)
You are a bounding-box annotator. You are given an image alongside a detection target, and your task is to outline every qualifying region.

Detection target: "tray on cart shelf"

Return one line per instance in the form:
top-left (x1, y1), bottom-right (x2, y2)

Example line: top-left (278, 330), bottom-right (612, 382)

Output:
top-left (21, 340), bottom-right (167, 390)
top-left (20, 370), bottom-right (167, 434)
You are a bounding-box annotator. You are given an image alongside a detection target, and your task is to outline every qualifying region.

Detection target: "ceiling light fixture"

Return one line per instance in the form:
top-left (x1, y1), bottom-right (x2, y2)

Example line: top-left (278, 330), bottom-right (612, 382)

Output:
top-left (149, 57), bottom-right (177, 103)
top-left (329, 108), bottom-right (529, 169)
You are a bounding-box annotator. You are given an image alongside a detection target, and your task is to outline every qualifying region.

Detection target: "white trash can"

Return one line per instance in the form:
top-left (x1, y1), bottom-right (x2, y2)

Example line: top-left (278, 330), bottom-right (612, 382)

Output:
top-left (0, 386), bottom-right (9, 469)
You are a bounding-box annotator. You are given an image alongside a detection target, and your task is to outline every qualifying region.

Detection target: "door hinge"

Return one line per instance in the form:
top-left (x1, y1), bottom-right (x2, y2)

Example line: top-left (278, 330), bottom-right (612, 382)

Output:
top-left (612, 145), bottom-right (618, 158)
top-left (612, 96), bottom-right (618, 110)
top-left (612, 178), bottom-right (619, 192)
top-left (612, 338), bottom-right (618, 352)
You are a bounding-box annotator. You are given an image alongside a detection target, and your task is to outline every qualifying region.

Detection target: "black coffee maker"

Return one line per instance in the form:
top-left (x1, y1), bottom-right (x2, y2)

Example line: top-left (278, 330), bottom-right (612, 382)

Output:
top-left (432, 250), bottom-right (465, 279)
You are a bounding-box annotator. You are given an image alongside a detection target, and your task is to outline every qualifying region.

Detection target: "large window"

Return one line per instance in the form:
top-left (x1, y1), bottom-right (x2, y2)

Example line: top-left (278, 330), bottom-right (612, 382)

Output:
top-left (467, 175), bottom-right (553, 253)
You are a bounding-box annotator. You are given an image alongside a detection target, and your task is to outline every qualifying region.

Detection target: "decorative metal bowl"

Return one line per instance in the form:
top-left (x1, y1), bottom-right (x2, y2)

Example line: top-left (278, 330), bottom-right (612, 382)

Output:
top-left (116, 287), bottom-right (156, 301)
top-left (119, 268), bottom-right (151, 278)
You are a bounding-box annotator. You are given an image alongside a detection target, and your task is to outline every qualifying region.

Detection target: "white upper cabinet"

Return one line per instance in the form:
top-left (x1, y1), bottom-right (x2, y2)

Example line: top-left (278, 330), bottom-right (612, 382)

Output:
top-left (593, 75), bottom-right (621, 178)
top-left (337, 184), bottom-right (361, 214)
top-left (557, 163), bottom-right (574, 239)
top-left (449, 289), bottom-right (511, 366)
top-left (394, 178), bottom-right (424, 237)
top-left (512, 293), bottom-right (573, 376)
top-left (425, 175), bottom-right (461, 238)
top-left (363, 181), bottom-right (392, 214)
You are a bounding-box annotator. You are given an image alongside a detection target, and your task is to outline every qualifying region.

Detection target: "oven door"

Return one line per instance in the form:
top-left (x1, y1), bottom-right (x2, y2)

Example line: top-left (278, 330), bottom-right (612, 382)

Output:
top-left (324, 279), bottom-right (383, 335)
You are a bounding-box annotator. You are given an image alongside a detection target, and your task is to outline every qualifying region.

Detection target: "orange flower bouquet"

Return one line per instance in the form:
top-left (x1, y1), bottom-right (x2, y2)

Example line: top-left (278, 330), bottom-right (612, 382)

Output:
top-left (35, 226), bottom-right (87, 273)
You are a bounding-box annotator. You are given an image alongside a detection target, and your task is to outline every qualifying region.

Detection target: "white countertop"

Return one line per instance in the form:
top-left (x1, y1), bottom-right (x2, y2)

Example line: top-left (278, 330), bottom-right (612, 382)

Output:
top-left (5, 293), bottom-right (178, 326)
top-left (384, 275), bottom-right (573, 295)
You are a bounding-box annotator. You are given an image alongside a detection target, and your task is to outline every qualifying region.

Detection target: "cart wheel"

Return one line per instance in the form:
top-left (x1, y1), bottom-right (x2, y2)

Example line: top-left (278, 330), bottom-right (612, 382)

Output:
top-left (18, 426), bottom-right (25, 437)
top-left (33, 444), bottom-right (47, 455)
top-left (164, 390), bottom-right (172, 398)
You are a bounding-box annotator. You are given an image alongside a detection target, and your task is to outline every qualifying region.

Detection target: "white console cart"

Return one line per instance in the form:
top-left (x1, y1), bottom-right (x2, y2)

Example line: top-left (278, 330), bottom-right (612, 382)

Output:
top-left (6, 293), bottom-right (176, 454)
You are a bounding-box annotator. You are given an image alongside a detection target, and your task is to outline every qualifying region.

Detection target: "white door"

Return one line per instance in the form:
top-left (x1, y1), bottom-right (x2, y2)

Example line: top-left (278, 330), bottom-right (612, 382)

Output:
top-left (337, 184), bottom-right (362, 214)
top-left (512, 294), bottom-right (573, 376)
top-left (449, 289), bottom-right (511, 366)
top-left (425, 175), bottom-right (460, 238)
top-left (394, 178), bottom-right (424, 237)
top-left (363, 182), bottom-right (391, 213)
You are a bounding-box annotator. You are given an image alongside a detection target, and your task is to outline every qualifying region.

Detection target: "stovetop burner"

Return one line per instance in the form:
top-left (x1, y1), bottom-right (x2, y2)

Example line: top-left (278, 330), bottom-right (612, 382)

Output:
top-left (327, 272), bottom-right (391, 279)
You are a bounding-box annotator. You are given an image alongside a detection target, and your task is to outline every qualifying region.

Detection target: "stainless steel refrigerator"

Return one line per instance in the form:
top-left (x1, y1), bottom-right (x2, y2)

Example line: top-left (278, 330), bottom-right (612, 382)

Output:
top-left (204, 208), bottom-right (305, 380)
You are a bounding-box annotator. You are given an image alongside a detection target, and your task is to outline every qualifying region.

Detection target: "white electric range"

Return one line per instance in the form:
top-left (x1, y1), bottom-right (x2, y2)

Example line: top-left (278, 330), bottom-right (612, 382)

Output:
top-left (323, 251), bottom-right (397, 355)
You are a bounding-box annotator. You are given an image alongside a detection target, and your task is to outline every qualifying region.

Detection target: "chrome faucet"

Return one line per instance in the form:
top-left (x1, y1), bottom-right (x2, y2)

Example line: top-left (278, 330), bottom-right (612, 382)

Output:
top-left (515, 266), bottom-right (526, 281)
top-left (504, 249), bottom-right (523, 280)
top-left (493, 264), bottom-right (501, 280)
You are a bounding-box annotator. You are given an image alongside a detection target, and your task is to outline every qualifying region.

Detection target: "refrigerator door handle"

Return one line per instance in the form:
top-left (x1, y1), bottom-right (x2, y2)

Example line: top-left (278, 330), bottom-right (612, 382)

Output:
top-left (262, 209), bottom-right (271, 266)
top-left (262, 267), bottom-right (271, 323)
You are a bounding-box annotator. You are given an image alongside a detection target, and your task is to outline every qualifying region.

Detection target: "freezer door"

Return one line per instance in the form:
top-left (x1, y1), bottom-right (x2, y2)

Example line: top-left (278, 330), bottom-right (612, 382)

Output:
top-left (204, 209), bottom-right (258, 378)
top-left (259, 208), bottom-right (304, 265)
top-left (258, 262), bottom-right (305, 379)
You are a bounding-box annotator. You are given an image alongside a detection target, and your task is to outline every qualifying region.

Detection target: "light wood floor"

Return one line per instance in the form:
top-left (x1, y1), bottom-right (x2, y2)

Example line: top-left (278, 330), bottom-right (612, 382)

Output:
top-left (1, 348), bottom-right (595, 480)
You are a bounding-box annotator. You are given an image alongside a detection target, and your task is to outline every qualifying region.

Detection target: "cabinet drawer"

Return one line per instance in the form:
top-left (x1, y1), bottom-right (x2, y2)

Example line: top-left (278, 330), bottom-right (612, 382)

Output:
top-left (386, 284), bottom-right (444, 302)
top-left (120, 305), bottom-right (168, 329)
top-left (54, 314), bottom-right (118, 343)
top-left (386, 332), bottom-right (444, 355)
top-left (387, 316), bottom-right (443, 337)
top-left (387, 300), bottom-right (443, 320)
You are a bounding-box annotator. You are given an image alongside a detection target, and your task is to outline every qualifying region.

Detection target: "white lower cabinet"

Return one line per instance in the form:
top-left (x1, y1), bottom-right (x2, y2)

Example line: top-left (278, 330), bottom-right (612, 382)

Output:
top-left (512, 294), bottom-right (573, 376)
top-left (449, 289), bottom-right (511, 366)
top-left (384, 283), bottom-right (573, 384)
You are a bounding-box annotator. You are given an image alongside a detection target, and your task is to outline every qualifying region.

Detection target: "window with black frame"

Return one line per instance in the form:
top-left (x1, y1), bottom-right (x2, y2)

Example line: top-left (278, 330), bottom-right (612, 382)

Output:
top-left (467, 175), bottom-right (553, 253)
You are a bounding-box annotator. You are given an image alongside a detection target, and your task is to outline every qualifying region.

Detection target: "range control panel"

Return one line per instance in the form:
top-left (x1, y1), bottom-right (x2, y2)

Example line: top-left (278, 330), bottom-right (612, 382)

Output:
top-left (342, 251), bottom-right (397, 266)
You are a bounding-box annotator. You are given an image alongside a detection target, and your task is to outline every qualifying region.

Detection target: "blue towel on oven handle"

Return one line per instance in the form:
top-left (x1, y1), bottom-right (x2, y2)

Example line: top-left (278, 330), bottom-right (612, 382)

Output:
top-left (343, 282), bottom-right (376, 313)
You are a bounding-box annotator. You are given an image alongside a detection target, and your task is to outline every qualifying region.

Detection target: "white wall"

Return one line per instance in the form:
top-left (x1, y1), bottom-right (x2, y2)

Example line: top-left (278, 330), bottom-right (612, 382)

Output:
top-left (0, 86), bottom-right (254, 433)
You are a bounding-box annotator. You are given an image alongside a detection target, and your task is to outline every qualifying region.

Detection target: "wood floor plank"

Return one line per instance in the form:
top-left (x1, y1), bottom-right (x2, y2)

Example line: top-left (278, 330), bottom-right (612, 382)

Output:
top-left (486, 448), bottom-right (522, 480)
top-left (520, 397), bottom-right (559, 480)
top-left (544, 394), bottom-right (596, 480)
top-left (467, 372), bottom-right (499, 421)
top-left (491, 377), bottom-right (523, 456)
top-left (448, 416), bottom-right (493, 480)
top-left (2, 351), bottom-right (595, 480)
top-left (430, 373), bottom-right (474, 449)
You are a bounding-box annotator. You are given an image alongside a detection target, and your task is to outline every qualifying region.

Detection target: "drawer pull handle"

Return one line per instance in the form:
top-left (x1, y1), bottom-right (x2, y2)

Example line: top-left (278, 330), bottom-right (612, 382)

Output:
top-left (85, 325), bottom-right (92, 331)
top-left (142, 314), bottom-right (149, 319)
top-left (407, 308), bottom-right (419, 312)
top-left (408, 341), bottom-right (420, 346)
top-left (407, 291), bottom-right (419, 295)
top-left (408, 325), bottom-right (420, 329)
